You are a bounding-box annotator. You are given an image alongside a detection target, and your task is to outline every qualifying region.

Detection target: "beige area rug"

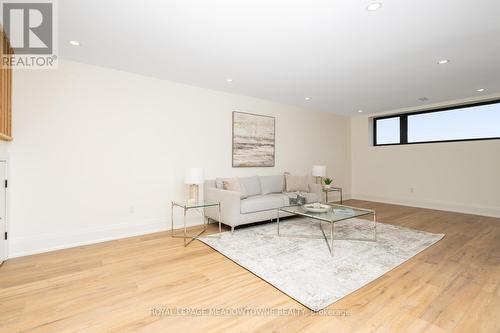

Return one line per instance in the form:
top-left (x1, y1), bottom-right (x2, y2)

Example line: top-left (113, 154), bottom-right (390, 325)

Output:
top-left (199, 217), bottom-right (444, 311)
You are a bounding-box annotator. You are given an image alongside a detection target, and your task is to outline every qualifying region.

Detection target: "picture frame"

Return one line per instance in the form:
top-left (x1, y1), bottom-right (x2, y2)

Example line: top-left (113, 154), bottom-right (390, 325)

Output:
top-left (232, 111), bottom-right (276, 167)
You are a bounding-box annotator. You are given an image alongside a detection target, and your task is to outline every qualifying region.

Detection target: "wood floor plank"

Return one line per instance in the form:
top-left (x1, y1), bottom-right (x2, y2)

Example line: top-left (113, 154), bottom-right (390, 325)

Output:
top-left (1, 200), bottom-right (499, 332)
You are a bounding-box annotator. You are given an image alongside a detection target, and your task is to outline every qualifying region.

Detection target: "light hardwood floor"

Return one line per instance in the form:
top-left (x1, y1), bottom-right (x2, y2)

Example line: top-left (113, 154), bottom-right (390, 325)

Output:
top-left (1, 200), bottom-right (499, 332)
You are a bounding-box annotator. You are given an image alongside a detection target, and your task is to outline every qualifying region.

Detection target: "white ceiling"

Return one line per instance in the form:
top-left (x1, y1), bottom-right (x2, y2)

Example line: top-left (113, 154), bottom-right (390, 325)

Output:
top-left (59, 0), bottom-right (500, 115)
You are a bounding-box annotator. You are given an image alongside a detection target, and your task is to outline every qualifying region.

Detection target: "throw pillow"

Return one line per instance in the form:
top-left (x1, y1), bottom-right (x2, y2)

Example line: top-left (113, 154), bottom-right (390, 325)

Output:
top-left (285, 175), bottom-right (309, 192)
top-left (215, 177), bottom-right (233, 189)
top-left (223, 179), bottom-right (248, 199)
top-left (215, 177), bottom-right (225, 189)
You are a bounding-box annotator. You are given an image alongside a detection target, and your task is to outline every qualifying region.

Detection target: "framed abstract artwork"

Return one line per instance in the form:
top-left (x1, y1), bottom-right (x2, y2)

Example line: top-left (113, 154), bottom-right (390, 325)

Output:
top-left (232, 111), bottom-right (275, 167)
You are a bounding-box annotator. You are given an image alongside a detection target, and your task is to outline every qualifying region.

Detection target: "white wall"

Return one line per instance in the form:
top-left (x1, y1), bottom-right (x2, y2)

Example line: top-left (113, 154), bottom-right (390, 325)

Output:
top-left (7, 60), bottom-right (500, 259)
top-left (351, 96), bottom-right (500, 217)
top-left (8, 60), bottom-right (351, 257)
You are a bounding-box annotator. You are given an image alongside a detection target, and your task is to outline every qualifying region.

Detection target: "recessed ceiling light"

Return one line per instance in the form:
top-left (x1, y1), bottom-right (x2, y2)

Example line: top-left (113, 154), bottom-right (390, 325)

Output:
top-left (438, 59), bottom-right (449, 65)
top-left (226, 78), bottom-right (233, 83)
top-left (358, 110), bottom-right (363, 113)
top-left (68, 40), bottom-right (80, 46)
top-left (476, 88), bottom-right (485, 92)
top-left (366, 2), bottom-right (382, 11)
top-left (305, 97), bottom-right (311, 101)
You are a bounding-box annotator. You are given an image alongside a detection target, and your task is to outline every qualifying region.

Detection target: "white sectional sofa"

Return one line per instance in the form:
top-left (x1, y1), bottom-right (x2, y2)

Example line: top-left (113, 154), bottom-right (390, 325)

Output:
top-left (204, 175), bottom-right (322, 232)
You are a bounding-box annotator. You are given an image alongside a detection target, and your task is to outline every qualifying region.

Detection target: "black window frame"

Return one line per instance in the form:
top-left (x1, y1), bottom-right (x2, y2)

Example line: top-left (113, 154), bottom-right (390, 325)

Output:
top-left (373, 99), bottom-right (500, 146)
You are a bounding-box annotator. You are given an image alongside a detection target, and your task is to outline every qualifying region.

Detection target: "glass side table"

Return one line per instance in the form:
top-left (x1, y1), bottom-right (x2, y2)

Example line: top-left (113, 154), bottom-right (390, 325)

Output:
top-left (323, 187), bottom-right (343, 204)
top-left (171, 201), bottom-right (221, 247)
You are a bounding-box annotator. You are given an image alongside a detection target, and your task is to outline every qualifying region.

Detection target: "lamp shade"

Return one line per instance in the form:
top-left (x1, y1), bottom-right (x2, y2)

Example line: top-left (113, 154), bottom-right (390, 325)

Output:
top-left (185, 168), bottom-right (204, 184)
top-left (312, 165), bottom-right (326, 177)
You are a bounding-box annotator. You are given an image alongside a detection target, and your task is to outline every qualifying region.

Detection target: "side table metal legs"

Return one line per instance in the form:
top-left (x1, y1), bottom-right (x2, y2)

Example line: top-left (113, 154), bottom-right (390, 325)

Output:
top-left (218, 204), bottom-right (222, 235)
top-left (171, 202), bottom-right (221, 247)
top-left (277, 208), bottom-right (280, 236)
top-left (324, 188), bottom-right (343, 204)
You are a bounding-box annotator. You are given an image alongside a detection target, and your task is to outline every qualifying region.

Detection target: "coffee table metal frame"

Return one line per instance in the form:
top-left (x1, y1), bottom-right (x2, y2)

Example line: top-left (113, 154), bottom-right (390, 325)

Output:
top-left (277, 203), bottom-right (377, 256)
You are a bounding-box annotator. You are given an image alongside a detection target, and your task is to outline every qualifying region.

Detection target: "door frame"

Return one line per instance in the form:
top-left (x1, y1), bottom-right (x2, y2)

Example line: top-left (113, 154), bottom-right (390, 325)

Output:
top-left (0, 159), bottom-right (9, 263)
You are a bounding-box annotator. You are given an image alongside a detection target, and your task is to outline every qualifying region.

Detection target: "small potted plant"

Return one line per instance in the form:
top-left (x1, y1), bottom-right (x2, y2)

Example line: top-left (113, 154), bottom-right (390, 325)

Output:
top-left (323, 178), bottom-right (333, 189)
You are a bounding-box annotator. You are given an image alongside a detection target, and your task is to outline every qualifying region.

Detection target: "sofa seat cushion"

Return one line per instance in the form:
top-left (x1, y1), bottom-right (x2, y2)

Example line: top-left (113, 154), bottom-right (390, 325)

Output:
top-left (241, 194), bottom-right (287, 214)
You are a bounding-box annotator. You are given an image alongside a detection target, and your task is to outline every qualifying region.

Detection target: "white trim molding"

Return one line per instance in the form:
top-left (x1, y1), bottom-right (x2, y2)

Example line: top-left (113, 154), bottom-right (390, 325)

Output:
top-left (9, 218), bottom-right (169, 258)
top-left (9, 209), bottom-right (215, 258)
top-left (352, 193), bottom-right (500, 218)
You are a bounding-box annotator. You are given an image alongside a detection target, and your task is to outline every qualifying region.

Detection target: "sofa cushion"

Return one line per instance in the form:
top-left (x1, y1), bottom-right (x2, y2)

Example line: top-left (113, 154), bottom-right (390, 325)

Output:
top-left (285, 175), bottom-right (309, 192)
top-left (259, 175), bottom-right (284, 195)
top-left (222, 179), bottom-right (248, 199)
top-left (239, 176), bottom-right (262, 197)
top-left (215, 177), bottom-right (231, 189)
top-left (241, 194), bottom-right (287, 214)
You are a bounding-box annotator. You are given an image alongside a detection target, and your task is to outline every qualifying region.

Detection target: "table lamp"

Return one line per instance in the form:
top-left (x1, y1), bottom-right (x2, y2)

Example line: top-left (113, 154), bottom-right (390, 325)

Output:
top-left (185, 168), bottom-right (204, 204)
top-left (312, 165), bottom-right (326, 184)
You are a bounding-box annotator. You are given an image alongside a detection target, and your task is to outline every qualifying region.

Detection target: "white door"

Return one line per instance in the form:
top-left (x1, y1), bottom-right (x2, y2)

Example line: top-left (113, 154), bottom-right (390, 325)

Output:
top-left (0, 161), bottom-right (6, 263)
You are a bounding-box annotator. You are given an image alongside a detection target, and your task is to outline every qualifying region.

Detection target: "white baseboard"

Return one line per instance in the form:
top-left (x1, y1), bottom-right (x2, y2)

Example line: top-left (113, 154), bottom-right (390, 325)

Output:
top-left (15, 193), bottom-right (494, 259)
top-left (351, 193), bottom-right (500, 218)
top-left (9, 216), bottom-right (206, 259)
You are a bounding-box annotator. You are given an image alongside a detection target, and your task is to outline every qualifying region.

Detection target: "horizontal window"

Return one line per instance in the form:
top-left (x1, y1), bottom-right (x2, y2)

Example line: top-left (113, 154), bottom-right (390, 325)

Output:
top-left (375, 117), bottom-right (400, 145)
top-left (374, 100), bottom-right (500, 146)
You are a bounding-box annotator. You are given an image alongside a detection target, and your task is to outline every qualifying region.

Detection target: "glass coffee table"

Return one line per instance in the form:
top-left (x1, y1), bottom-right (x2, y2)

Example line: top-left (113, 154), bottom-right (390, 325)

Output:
top-left (277, 203), bottom-right (377, 256)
